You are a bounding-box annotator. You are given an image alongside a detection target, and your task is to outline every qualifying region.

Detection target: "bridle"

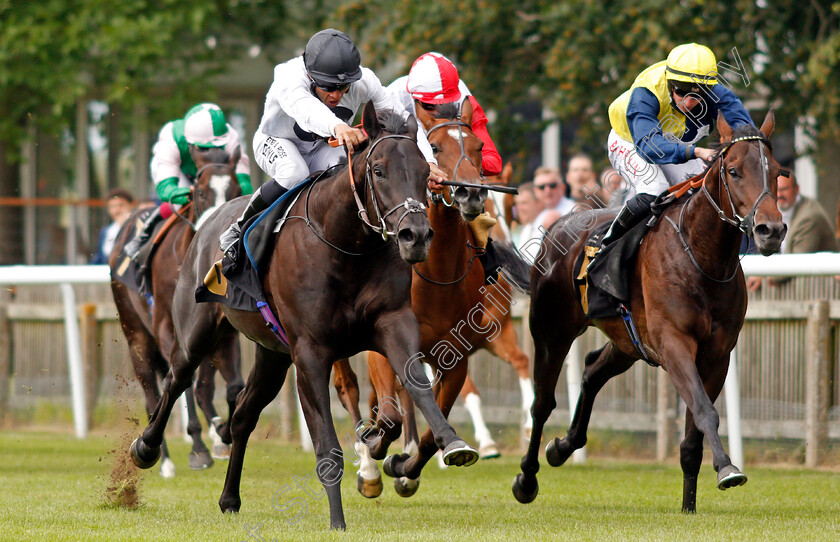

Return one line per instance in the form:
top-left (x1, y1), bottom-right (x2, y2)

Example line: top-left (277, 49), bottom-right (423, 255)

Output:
top-left (664, 135), bottom-right (773, 283)
top-left (426, 120), bottom-right (483, 207)
top-left (348, 134), bottom-right (426, 240)
top-left (700, 135), bottom-right (773, 236)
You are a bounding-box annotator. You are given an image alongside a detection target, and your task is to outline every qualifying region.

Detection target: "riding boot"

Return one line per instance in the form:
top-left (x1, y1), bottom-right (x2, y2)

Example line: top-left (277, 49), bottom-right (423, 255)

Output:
top-left (219, 182), bottom-right (287, 260)
top-left (124, 207), bottom-right (163, 261)
top-left (599, 193), bottom-right (657, 248)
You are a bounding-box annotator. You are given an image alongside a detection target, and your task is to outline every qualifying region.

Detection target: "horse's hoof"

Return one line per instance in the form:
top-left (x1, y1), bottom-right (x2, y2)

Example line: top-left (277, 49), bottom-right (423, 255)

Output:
top-left (545, 438), bottom-right (571, 467)
top-left (717, 465), bottom-right (748, 490)
top-left (394, 476), bottom-right (420, 498)
top-left (159, 457), bottom-right (176, 479)
top-left (219, 496), bottom-right (241, 514)
top-left (189, 450), bottom-right (214, 470)
top-left (356, 473), bottom-right (383, 499)
top-left (212, 443), bottom-right (231, 460)
top-left (512, 473), bottom-right (539, 504)
top-left (130, 437), bottom-right (161, 469)
top-left (479, 442), bottom-right (501, 460)
top-left (442, 440), bottom-right (479, 467)
top-left (382, 453), bottom-right (409, 478)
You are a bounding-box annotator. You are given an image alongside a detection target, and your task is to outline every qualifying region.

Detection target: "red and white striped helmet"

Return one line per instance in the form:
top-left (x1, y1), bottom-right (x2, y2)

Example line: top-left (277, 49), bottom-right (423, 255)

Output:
top-left (406, 52), bottom-right (461, 104)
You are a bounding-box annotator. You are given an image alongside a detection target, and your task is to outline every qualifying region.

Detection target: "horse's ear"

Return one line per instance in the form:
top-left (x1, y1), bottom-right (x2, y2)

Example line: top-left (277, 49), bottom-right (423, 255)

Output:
top-left (228, 145), bottom-right (241, 168)
top-left (414, 100), bottom-right (435, 130)
top-left (188, 144), bottom-right (203, 166)
top-left (460, 97), bottom-right (474, 126)
top-left (362, 100), bottom-right (381, 140)
top-left (405, 113), bottom-right (418, 141)
top-left (759, 109), bottom-right (775, 139)
top-left (716, 111), bottom-right (733, 143)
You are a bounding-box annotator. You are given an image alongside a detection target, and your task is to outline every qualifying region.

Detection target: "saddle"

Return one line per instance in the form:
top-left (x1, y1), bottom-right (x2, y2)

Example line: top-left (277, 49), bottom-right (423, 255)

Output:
top-left (113, 204), bottom-right (191, 296)
top-left (195, 175), bottom-right (318, 312)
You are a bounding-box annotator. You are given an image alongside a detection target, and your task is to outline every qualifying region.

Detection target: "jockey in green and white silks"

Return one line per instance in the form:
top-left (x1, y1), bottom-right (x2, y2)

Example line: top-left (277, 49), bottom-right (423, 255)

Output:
top-left (151, 103), bottom-right (253, 205)
top-left (123, 103), bottom-right (253, 260)
top-left (601, 43), bottom-right (755, 247)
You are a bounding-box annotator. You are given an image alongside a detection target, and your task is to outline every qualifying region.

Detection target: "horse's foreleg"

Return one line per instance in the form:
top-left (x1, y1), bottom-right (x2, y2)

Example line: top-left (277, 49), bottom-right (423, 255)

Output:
top-left (365, 352), bottom-right (404, 460)
top-left (665, 347), bottom-right (746, 496)
top-left (294, 343), bottom-right (346, 530)
top-left (183, 384), bottom-right (213, 470)
top-left (397, 361), bottom-right (471, 482)
top-left (545, 343), bottom-right (635, 467)
top-left (680, 410), bottom-right (704, 513)
top-left (219, 346), bottom-right (290, 514)
top-left (333, 358), bottom-right (382, 499)
top-left (483, 316), bottom-right (534, 436)
top-left (210, 335), bottom-right (245, 455)
top-left (373, 310), bottom-right (477, 475)
top-left (459, 374), bottom-right (498, 459)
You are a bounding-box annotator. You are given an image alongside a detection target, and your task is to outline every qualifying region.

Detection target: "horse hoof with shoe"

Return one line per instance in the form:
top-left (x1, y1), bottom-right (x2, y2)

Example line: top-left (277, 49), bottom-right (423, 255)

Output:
top-left (356, 473), bottom-right (383, 499)
top-left (511, 473), bottom-right (539, 504)
top-left (717, 465), bottom-right (748, 490)
top-left (393, 476), bottom-right (420, 498)
top-left (130, 437), bottom-right (161, 470)
top-left (442, 440), bottom-right (479, 467)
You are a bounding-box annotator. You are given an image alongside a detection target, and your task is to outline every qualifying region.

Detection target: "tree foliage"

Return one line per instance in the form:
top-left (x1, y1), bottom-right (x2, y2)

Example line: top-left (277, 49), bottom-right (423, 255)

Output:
top-left (0, 0), bottom-right (295, 156)
top-left (335, 0), bottom-right (840, 163)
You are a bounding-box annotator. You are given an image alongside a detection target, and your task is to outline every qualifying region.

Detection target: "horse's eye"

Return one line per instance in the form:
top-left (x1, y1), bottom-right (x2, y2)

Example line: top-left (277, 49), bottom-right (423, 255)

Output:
top-left (728, 168), bottom-right (738, 178)
top-left (430, 144), bottom-right (440, 154)
top-left (373, 166), bottom-right (384, 178)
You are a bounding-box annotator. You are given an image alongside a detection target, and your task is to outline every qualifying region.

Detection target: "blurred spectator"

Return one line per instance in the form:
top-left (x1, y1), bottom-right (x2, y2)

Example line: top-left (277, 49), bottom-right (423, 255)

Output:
top-left (512, 182), bottom-right (543, 251)
top-left (566, 153), bottom-right (606, 209)
top-left (90, 188), bottom-right (134, 264)
top-left (747, 171), bottom-right (838, 291)
top-left (533, 166), bottom-right (573, 232)
top-left (601, 167), bottom-right (628, 209)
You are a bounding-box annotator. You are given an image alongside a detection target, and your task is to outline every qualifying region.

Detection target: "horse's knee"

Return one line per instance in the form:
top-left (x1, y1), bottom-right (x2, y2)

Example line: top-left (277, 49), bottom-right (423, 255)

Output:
top-left (226, 379), bottom-right (245, 406)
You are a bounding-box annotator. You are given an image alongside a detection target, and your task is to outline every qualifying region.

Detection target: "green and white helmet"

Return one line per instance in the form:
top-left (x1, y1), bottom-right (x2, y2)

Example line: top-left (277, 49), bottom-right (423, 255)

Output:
top-left (184, 103), bottom-right (231, 148)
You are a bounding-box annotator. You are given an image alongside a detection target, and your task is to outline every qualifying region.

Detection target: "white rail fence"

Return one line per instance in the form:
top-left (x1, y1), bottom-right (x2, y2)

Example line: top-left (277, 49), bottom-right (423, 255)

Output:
top-left (1, 253), bottom-right (839, 468)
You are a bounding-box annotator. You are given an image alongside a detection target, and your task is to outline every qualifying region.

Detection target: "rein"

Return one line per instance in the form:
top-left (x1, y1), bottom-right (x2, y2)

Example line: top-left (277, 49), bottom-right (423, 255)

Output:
top-left (411, 240), bottom-right (484, 286)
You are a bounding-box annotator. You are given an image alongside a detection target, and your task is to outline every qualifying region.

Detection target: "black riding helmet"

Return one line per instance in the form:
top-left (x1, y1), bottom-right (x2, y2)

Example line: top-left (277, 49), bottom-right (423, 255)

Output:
top-left (303, 29), bottom-right (363, 86)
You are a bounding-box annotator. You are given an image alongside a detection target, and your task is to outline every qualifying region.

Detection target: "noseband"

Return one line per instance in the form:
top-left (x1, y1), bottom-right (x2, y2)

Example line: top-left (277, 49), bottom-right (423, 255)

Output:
top-left (426, 120), bottom-right (482, 207)
top-left (348, 134), bottom-right (426, 241)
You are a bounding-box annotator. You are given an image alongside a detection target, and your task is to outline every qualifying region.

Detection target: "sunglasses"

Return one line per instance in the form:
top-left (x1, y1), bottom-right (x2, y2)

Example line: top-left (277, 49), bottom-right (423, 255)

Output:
top-left (535, 182), bottom-right (559, 190)
top-left (672, 85), bottom-right (705, 98)
top-left (311, 77), bottom-right (351, 93)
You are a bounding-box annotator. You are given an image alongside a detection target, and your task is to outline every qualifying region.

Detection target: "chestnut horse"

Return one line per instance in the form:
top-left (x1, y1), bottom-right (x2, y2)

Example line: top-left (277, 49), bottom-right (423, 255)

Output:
top-left (110, 146), bottom-right (245, 478)
top-left (129, 103), bottom-right (478, 530)
top-left (512, 112), bottom-right (786, 513)
top-left (332, 100), bottom-right (530, 498)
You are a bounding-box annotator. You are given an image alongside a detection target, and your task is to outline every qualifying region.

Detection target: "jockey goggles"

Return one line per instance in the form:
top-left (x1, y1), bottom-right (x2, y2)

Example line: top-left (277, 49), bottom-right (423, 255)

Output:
top-left (310, 75), bottom-right (351, 93)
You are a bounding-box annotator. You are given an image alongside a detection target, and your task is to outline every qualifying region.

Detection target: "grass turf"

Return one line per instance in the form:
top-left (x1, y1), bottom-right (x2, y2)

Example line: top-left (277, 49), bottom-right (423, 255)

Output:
top-left (1, 431), bottom-right (838, 541)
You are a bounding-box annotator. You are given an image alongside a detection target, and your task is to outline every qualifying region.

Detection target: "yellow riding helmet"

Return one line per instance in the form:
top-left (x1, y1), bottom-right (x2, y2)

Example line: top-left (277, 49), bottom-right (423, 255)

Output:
top-left (665, 43), bottom-right (718, 85)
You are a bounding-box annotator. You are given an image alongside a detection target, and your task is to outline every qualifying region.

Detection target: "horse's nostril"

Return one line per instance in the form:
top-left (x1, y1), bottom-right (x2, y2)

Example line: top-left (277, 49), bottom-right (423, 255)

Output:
top-left (753, 224), bottom-right (771, 238)
top-left (398, 229), bottom-right (416, 245)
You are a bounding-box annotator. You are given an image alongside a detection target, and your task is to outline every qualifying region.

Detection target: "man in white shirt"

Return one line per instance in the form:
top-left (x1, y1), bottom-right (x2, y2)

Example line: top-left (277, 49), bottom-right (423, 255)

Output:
top-left (219, 29), bottom-right (444, 259)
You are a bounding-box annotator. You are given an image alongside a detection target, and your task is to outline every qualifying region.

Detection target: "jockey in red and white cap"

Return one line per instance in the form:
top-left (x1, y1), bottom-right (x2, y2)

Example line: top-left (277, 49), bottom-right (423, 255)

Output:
top-left (389, 52), bottom-right (503, 178)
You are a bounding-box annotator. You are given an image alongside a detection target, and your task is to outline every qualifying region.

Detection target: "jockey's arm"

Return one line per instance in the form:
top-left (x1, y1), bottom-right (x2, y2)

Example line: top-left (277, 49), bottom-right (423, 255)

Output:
top-left (627, 88), bottom-right (695, 165)
top-left (156, 177), bottom-right (191, 205)
top-left (711, 85), bottom-right (755, 131)
top-left (466, 96), bottom-right (502, 177)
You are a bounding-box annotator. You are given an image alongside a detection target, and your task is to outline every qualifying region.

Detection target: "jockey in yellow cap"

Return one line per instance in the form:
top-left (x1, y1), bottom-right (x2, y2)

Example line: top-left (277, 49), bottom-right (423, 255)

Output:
top-left (599, 43), bottom-right (754, 248)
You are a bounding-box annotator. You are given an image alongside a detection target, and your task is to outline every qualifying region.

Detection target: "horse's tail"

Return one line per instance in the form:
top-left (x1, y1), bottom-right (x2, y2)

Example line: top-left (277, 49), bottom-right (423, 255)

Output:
top-left (493, 240), bottom-right (531, 294)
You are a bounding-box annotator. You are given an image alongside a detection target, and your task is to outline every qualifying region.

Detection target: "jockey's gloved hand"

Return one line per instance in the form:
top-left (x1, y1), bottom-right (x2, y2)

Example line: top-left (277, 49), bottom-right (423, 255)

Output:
top-left (168, 187), bottom-right (192, 205)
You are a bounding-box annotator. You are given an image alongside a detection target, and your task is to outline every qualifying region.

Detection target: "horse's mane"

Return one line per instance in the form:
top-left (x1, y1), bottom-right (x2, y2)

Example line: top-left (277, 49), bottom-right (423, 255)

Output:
top-left (377, 109), bottom-right (410, 135)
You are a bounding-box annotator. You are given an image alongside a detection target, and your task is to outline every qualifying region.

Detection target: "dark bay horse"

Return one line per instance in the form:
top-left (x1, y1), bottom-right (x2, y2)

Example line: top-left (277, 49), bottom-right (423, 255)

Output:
top-left (129, 102), bottom-right (478, 530)
top-left (512, 111), bottom-right (786, 513)
top-left (110, 146), bottom-right (244, 477)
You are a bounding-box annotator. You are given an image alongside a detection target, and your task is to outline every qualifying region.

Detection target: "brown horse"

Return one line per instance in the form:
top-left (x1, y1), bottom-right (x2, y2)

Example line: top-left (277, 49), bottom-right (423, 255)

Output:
top-left (110, 146), bottom-right (244, 478)
top-left (512, 111), bottom-right (786, 513)
top-left (129, 103), bottom-right (478, 530)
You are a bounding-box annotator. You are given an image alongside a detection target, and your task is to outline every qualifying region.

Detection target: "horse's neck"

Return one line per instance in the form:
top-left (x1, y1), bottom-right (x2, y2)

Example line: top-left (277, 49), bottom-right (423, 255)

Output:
top-left (418, 203), bottom-right (471, 274)
top-left (682, 169), bottom-right (743, 266)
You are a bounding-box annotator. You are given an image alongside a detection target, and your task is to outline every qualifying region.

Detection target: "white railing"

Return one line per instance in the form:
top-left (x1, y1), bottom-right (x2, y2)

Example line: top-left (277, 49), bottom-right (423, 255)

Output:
top-left (2, 253), bottom-right (840, 453)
